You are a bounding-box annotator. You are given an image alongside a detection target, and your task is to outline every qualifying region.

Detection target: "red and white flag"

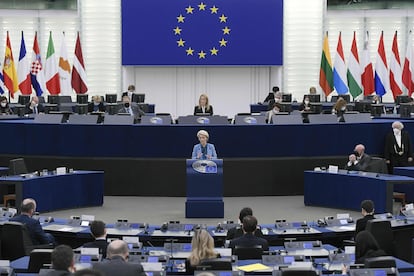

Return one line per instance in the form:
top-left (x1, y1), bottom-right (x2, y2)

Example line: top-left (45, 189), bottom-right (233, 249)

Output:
top-left (361, 31), bottom-right (375, 96)
top-left (389, 31), bottom-right (403, 99)
top-left (403, 31), bottom-right (414, 96)
top-left (71, 32), bottom-right (88, 94)
top-left (58, 32), bottom-right (72, 95)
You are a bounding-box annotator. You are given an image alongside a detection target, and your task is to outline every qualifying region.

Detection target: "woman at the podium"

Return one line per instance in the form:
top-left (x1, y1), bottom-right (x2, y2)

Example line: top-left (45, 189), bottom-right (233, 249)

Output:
top-left (191, 130), bottom-right (217, 160)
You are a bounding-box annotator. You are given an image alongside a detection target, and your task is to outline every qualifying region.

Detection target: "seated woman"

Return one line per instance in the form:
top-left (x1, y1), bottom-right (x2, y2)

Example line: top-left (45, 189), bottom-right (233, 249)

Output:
top-left (194, 94), bottom-right (213, 115)
top-left (355, 230), bottom-right (386, 264)
top-left (299, 96), bottom-right (311, 112)
top-left (192, 130), bottom-right (217, 160)
top-left (332, 96), bottom-right (347, 115)
top-left (0, 96), bottom-right (12, 115)
top-left (186, 229), bottom-right (220, 274)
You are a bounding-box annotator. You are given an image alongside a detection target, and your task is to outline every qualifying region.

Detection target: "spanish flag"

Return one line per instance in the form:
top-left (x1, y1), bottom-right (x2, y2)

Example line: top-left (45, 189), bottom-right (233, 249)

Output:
top-left (3, 31), bottom-right (18, 98)
top-left (319, 32), bottom-right (334, 97)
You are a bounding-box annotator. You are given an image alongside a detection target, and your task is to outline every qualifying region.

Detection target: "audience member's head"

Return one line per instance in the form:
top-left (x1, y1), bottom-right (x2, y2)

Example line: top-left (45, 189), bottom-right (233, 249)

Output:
top-left (92, 95), bottom-right (102, 104)
top-left (309, 86), bottom-right (317, 94)
top-left (31, 96), bottom-right (39, 105)
top-left (242, 215), bottom-right (258, 234)
top-left (303, 96), bottom-right (310, 104)
top-left (189, 229), bottom-right (216, 266)
top-left (198, 94), bottom-right (210, 108)
top-left (272, 86), bottom-right (280, 93)
top-left (272, 102), bottom-right (281, 113)
top-left (51, 245), bottom-right (75, 272)
top-left (106, 240), bottom-right (129, 260)
top-left (197, 130), bottom-right (209, 146)
top-left (127, 85), bottom-right (135, 92)
top-left (90, 220), bottom-right (106, 239)
top-left (355, 230), bottom-right (381, 261)
top-left (392, 121), bottom-right (404, 134)
top-left (20, 198), bottom-right (37, 216)
top-left (274, 92), bottom-right (283, 103)
top-left (0, 96), bottom-right (8, 107)
top-left (239, 207), bottom-right (253, 223)
top-left (122, 95), bottom-right (131, 107)
top-left (74, 269), bottom-right (103, 276)
top-left (361, 200), bottom-right (374, 216)
top-left (354, 144), bottom-right (366, 157)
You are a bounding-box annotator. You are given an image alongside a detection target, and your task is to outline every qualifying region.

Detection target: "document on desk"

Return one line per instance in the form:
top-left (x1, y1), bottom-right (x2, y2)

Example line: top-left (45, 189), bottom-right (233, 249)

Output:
top-left (237, 263), bottom-right (272, 272)
top-left (106, 228), bottom-right (141, 236)
top-left (42, 224), bottom-right (85, 233)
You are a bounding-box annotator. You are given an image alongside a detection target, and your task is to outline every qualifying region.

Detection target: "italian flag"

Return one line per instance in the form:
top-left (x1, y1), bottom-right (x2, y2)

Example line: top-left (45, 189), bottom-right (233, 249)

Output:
top-left (45, 31), bottom-right (61, 95)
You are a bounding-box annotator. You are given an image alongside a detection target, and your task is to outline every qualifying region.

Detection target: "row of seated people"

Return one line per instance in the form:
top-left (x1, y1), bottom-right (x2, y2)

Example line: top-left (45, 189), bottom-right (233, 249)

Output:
top-left (1, 201), bottom-right (399, 275)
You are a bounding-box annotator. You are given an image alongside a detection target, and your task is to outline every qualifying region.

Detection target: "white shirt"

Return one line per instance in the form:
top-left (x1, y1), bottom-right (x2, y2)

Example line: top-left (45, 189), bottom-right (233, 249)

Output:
top-left (394, 132), bottom-right (402, 148)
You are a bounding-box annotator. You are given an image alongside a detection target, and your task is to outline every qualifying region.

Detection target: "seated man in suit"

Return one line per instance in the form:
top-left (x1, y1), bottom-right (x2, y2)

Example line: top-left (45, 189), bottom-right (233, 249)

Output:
top-left (118, 95), bottom-right (145, 120)
top-left (47, 245), bottom-right (75, 276)
top-left (226, 207), bottom-right (264, 240)
top-left (229, 215), bottom-right (269, 252)
top-left (344, 144), bottom-right (371, 171)
top-left (93, 240), bottom-right (146, 276)
top-left (25, 96), bottom-right (44, 115)
top-left (355, 199), bottom-right (375, 236)
top-left (83, 220), bottom-right (109, 259)
top-left (10, 198), bottom-right (55, 245)
top-left (88, 95), bottom-right (105, 113)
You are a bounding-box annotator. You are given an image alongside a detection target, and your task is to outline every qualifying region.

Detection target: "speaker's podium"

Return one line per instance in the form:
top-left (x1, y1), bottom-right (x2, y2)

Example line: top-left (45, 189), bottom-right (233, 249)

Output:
top-left (185, 159), bottom-right (224, 218)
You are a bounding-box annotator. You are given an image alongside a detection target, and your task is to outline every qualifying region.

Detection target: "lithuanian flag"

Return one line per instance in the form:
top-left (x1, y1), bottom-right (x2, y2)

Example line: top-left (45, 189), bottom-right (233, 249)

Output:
top-left (319, 32), bottom-right (334, 97)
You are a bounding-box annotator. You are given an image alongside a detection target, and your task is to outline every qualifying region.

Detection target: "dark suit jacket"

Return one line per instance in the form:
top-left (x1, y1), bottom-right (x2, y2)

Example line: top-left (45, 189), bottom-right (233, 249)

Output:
top-left (384, 131), bottom-right (413, 167)
top-left (10, 214), bottom-right (54, 245)
top-left (229, 233), bottom-right (269, 251)
top-left (194, 106), bottom-right (213, 116)
top-left (83, 239), bottom-right (108, 258)
top-left (88, 102), bottom-right (105, 113)
top-left (345, 153), bottom-right (371, 171)
top-left (25, 103), bottom-right (45, 114)
top-left (355, 214), bottom-right (375, 236)
top-left (355, 249), bottom-right (386, 264)
top-left (93, 255), bottom-right (146, 276)
top-left (118, 105), bottom-right (145, 119)
top-left (263, 93), bottom-right (274, 103)
top-left (226, 226), bottom-right (264, 240)
top-left (45, 270), bottom-right (72, 276)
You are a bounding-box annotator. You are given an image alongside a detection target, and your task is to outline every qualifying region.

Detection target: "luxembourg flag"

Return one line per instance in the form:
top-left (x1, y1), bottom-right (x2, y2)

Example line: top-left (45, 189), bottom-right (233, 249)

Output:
top-left (402, 31), bottom-right (414, 96)
top-left (333, 32), bottom-right (348, 94)
top-left (374, 31), bottom-right (390, 97)
top-left (17, 31), bottom-right (32, 95)
top-left (389, 31), bottom-right (403, 99)
top-left (31, 32), bottom-right (46, 96)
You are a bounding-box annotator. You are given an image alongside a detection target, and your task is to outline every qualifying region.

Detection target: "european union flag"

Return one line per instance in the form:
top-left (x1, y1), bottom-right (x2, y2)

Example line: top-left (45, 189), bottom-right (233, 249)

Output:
top-left (122, 0), bottom-right (283, 66)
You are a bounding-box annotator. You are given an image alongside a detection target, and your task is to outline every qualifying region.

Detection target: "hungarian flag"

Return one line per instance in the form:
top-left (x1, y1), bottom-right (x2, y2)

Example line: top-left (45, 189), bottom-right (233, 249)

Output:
top-left (71, 32), bottom-right (88, 94)
top-left (59, 32), bottom-right (72, 95)
top-left (389, 31), bottom-right (403, 99)
top-left (361, 31), bottom-right (375, 96)
top-left (333, 32), bottom-right (348, 95)
top-left (374, 31), bottom-right (389, 97)
top-left (45, 32), bottom-right (61, 95)
top-left (319, 32), bottom-right (334, 97)
top-left (3, 31), bottom-right (18, 98)
top-left (347, 31), bottom-right (362, 98)
top-left (17, 31), bottom-right (32, 95)
top-left (402, 31), bottom-right (414, 96)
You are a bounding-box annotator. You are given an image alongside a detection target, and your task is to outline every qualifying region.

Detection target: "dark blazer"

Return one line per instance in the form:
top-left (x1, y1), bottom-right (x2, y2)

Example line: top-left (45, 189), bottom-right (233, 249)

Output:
top-left (384, 131), bottom-right (413, 169)
top-left (93, 255), bottom-right (146, 276)
top-left (10, 214), bottom-right (54, 245)
top-left (226, 226), bottom-right (264, 240)
top-left (121, 91), bottom-right (134, 99)
top-left (185, 254), bottom-right (220, 274)
top-left (345, 153), bottom-right (372, 171)
top-left (83, 239), bottom-right (109, 259)
top-left (194, 105), bottom-right (213, 116)
top-left (355, 214), bottom-right (375, 236)
top-left (298, 102), bottom-right (311, 112)
top-left (118, 105), bottom-right (145, 119)
top-left (229, 233), bottom-right (269, 251)
top-left (88, 102), bottom-right (105, 113)
top-left (25, 103), bottom-right (45, 114)
top-left (355, 249), bottom-right (386, 264)
top-left (45, 270), bottom-right (72, 276)
top-left (263, 93), bottom-right (274, 103)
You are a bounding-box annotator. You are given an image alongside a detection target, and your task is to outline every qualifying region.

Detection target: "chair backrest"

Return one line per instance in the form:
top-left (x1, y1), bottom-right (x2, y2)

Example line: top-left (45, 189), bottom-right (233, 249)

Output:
top-left (9, 158), bottom-right (28, 175)
top-left (364, 256), bottom-right (396, 268)
top-left (233, 245), bottom-right (263, 260)
top-left (105, 94), bottom-right (117, 103)
top-left (1, 221), bottom-right (33, 260)
top-left (18, 95), bottom-right (31, 105)
top-left (198, 258), bottom-right (232, 271)
top-left (132, 93), bottom-right (145, 103)
top-left (366, 157), bottom-right (388, 174)
top-left (366, 219), bottom-right (394, 255)
top-left (59, 96), bottom-right (73, 103)
top-left (76, 94), bottom-right (88, 104)
top-left (103, 115), bottom-right (135, 125)
top-left (34, 114), bottom-right (64, 124)
top-left (28, 249), bottom-right (53, 273)
top-left (67, 114), bottom-right (98, 125)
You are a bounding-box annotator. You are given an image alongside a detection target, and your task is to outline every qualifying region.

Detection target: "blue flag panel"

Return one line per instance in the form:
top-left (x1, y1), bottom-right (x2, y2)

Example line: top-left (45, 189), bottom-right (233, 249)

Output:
top-left (122, 0), bottom-right (283, 66)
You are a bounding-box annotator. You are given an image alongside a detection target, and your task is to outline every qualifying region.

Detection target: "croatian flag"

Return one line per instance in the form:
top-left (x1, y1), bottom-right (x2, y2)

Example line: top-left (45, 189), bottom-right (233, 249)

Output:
top-left (31, 32), bottom-right (46, 96)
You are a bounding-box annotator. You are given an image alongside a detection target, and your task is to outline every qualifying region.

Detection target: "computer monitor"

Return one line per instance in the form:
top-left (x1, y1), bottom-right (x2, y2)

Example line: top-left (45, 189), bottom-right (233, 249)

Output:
top-left (43, 104), bottom-right (59, 114)
top-left (395, 95), bottom-right (411, 105)
top-left (310, 103), bottom-right (322, 114)
top-left (354, 101), bottom-right (372, 113)
top-left (75, 104), bottom-right (89, 115)
top-left (304, 94), bottom-right (320, 103)
top-left (59, 96), bottom-right (72, 103)
top-left (132, 93), bottom-right (145, 103)
top-left (18, 95), bottom-right (31, 105)
top-left (280, 103), bottom-right (292, 113)
top-left (331, 94), bottom-right (351, 103)
top-left (77, 94), bottom-right (88, 104)
top-left (399, 103), bottom-right (413, 118)
top-left (371, 104), bottom-right (384, 117)
top-left (9, 158), bottom-right (28, 175)
top-left (105, 94), bottom-right (118, 103)
top-left (282, 94), bottom-right (292, 102)
top-left (48, 95), bottom-right (60, 104)
top-left (106, 103), bottom-right (119, 115)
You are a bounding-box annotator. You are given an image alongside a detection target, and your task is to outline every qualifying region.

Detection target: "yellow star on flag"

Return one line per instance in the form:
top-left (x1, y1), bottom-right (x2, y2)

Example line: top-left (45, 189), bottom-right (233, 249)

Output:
top-left (219, 14), bottom-right (227, 23)
top-left (185, 6), bottom-right (194, 14)
top-left (186, 48), bottom-right (194, 55)
top-left (210, 47), bottom-right (219, 55)
top-left (198, 51), bottom-right (206, 59)
top-left (177, 38), bottom-right (185, 47)
top-left (198, 2), bottom-right (206, 10)
top-left (177, 14), bottom-right (185, 23)
top-left (173, 27), bottom-right (182, 35)
top-left (219, 38), bottom-right (227, 47)
top-left (222, 26), bottom-right (231, 35)
top-left (210, 5), bottom-right (218, 14)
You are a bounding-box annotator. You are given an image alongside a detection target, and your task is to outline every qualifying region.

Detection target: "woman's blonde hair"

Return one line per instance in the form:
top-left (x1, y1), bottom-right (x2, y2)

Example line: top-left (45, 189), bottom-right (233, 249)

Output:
top-left (198, 94), bottom-right (211, 111)
top-left (188, 229), bottom-right (216, 266)
top-left (333, 97), bottom-right (347, 112)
